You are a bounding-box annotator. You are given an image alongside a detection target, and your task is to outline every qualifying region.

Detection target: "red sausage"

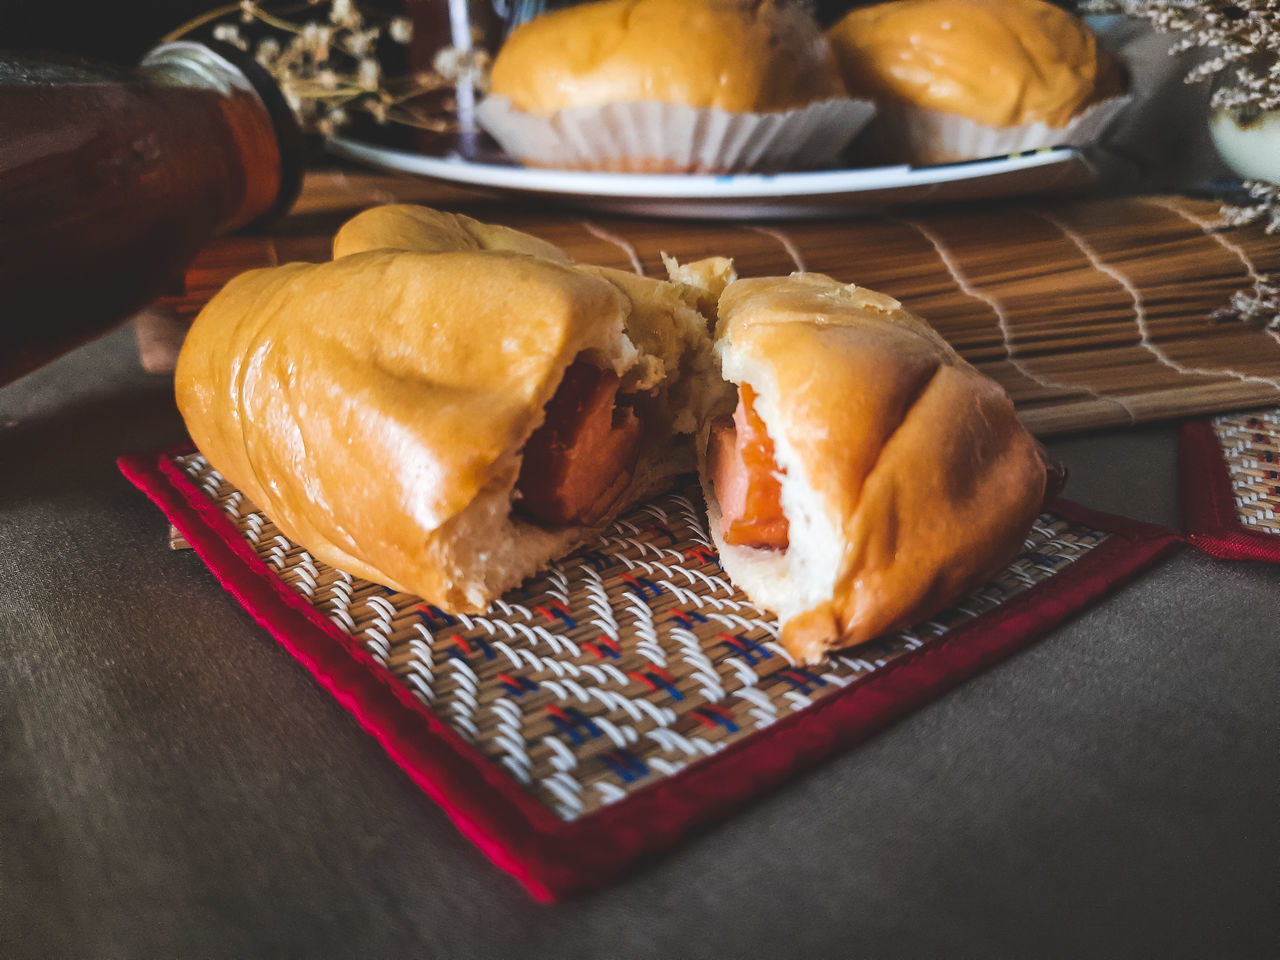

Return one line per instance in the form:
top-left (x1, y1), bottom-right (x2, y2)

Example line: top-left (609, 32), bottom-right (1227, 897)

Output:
top-left (516, 361), bottom-right (643, 526)
top-left (708, 386), bottom-right (789, 550)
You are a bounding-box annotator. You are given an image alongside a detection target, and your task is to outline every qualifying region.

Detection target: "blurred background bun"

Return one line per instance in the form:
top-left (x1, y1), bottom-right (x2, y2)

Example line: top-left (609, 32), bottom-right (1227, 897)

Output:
top-left (478, 0), bottom-right (871, 173)
top-left (489, 0), bottom-right (847, 115)
top-left (827, 0), bottom-right (1129, 164)
top-left (828, 0), bottom-right (1124, 128)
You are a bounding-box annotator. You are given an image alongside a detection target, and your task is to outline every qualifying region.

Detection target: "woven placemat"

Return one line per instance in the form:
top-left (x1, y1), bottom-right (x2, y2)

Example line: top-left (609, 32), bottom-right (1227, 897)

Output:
top-left (1180, 408), bottom-right (1280, 561)
top-left (119, 445), bottom-right (1181, 899)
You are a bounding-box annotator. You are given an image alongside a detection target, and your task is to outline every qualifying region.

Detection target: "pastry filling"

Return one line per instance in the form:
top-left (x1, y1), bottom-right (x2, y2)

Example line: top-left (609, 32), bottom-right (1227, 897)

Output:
top-left (515, 360), bottom-right (643, 526)
top-left (708, 385), bottom-right (789, 550)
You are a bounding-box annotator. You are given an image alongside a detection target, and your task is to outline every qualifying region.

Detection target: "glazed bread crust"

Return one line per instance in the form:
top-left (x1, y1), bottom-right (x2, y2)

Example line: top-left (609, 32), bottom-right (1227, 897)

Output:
top-left (338, 206), bottom-right (729, 440)
top-left (489, 0), bottom-right (847, 114)
top-left (711, 274), bottom-right (1046, 662)
top-left (828, 0), bottom-right (1123, 128)
top-left (175, 249), bottom-right (632, 607)
top-left (332, 204), bottom-right (572, 262)
top-left (176, 205), bottom-right (725, 611)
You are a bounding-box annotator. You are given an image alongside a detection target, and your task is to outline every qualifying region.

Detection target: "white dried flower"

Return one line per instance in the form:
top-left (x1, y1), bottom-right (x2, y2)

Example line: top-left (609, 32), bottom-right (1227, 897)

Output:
top-left (342, 27), bottom-right (379, 58)
top-left (388, 17), bottom-right (413, 44)
top-left (1214, 180), bottom-right (1280, 325)
top-left (300, 22), bottom-right (333, 62)
top-left (329, 0), bottom-right (361, 30)
top-left (168, 0), bottom-right (493, 137)
top-left (254, 36), bottom-right (281, 68)
top-left (434, 46), bottom-right (489, 83)
top-left (1227, 180), bottom-right (1280, 232)
top-left (212, 23), bottom-right (249, 51)
top-left (432, 46), bottom-right (465, 82)
top-left (357, 57), bottom-right (380, 91)
top-left (1095, 1), bottom-right (1280, 116)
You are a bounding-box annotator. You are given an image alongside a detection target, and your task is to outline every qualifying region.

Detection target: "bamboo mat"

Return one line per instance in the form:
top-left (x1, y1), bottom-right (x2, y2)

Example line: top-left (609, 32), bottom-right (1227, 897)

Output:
top-left (162, 171), bottom-right (1280, 436)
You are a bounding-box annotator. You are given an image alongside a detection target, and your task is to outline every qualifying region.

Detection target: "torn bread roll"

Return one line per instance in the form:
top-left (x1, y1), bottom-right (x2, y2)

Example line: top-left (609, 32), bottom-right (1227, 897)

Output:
top-left (701, 273), bottom-right (1046, 664)
top-left (176, 206), bottom-right (728, 611)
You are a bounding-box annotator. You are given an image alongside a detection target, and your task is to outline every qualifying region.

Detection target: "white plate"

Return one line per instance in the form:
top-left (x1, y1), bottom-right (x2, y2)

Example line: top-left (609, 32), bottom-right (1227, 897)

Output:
top-left (325, 136), bottom-right (1096, 220)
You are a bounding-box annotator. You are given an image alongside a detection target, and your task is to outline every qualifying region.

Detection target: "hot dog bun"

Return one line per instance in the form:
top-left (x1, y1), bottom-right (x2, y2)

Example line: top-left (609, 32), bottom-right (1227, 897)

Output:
top-left (178, 205), bottom-right (1042, 660)
top-left (176, 206), bottom-right (724, 611)
top-left (702, 273), bottom-right (1045, 663)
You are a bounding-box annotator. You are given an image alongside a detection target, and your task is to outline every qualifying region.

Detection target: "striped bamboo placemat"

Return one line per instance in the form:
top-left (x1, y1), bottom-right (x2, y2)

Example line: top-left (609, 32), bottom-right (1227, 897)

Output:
top-left (161, 177), bottom-right (1280, 436)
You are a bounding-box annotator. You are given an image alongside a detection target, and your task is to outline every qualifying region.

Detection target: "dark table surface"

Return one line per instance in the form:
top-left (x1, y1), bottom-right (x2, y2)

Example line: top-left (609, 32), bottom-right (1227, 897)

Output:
top-left (3, 322), bottom-right (1278, 958)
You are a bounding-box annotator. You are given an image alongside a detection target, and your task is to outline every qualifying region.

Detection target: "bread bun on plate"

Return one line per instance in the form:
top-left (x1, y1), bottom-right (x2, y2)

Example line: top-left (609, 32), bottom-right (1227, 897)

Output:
top-left (476, 0), bottom-right (872, 172)
top-left (176, 206), bottom-right (727, 611)
top-left (490, 0), bottom-right (845, 115)
top-left (701, 273), bottom-right (1046, 663)
top-left (828, 0), bottom-right (1129, 164)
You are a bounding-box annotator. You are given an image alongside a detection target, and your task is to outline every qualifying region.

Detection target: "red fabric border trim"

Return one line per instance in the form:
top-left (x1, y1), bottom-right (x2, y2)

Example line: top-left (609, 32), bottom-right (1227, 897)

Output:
top-left (1178, 420), bottom-right (1280, 562)
top-left (119, 449), bottom-right (1183, 901)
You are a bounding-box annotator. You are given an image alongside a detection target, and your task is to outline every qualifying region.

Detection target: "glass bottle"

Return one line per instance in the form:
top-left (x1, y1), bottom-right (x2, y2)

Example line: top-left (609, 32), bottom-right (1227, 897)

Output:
top-left (0, 41), bottom-right (302, 386)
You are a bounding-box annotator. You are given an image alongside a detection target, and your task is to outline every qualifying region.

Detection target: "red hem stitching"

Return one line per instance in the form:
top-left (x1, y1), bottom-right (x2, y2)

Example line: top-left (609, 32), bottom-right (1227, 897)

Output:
top-left (1178, 419), bottom-right (1280, 563)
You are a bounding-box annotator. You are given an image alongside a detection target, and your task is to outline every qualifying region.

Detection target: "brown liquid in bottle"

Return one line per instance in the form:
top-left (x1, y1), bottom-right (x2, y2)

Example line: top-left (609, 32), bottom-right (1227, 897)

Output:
top-left (0, 47), bottom-right (299, 386)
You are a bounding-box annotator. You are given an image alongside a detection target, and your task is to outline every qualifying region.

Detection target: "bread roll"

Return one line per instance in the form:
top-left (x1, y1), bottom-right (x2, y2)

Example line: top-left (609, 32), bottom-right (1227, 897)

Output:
top-left (178, 204), bottom-right (1042, 661)
top-left (176, 207), bottom-right (722, 611)
top-left (828, 0), bottom-right (1123, 128)
top-left (702, 273), bottom-right (1045, 663)
top-left (489, 0), bottom-right (846, 115)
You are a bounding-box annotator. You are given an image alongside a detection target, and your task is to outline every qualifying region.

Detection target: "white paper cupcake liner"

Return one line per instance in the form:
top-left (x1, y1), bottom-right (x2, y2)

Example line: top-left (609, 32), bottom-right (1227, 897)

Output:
top-left (475, 96), bottom-right (876, 173)
top-left (871, 94), bottom-right (1133, 167)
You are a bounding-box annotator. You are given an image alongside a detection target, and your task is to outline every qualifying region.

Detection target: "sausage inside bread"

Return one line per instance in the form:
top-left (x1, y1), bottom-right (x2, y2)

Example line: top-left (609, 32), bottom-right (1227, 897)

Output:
top-left (178, 204), bottom-right (1046, 663)
top-left (701, 273), bottom-right (1046, 663)
top-left (176, 206), bottom-right (729, 611)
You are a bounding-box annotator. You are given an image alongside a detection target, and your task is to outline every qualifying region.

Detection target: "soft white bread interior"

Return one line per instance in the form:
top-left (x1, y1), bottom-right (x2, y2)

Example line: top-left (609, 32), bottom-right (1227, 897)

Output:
top-left (176, 206), bottom-right (727, 612)
top-left (703, 273), bottom-right (1046, 663)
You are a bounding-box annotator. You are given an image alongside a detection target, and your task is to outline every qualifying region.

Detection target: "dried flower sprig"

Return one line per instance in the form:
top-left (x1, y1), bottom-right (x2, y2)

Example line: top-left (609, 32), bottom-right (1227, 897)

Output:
top-left (1212, 180), bottom-right (1280, 327)
top-left (1079, 1), bottom-right (1280, 120)
top-left (163, 0), bottom-right (490, 135)
top-left (1220, 180), bottom-right (1280, 235)
top-left (1079, 2), bottom-right (1280, 326)
top-left (1213, 281), bottom-right (1280, 328)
